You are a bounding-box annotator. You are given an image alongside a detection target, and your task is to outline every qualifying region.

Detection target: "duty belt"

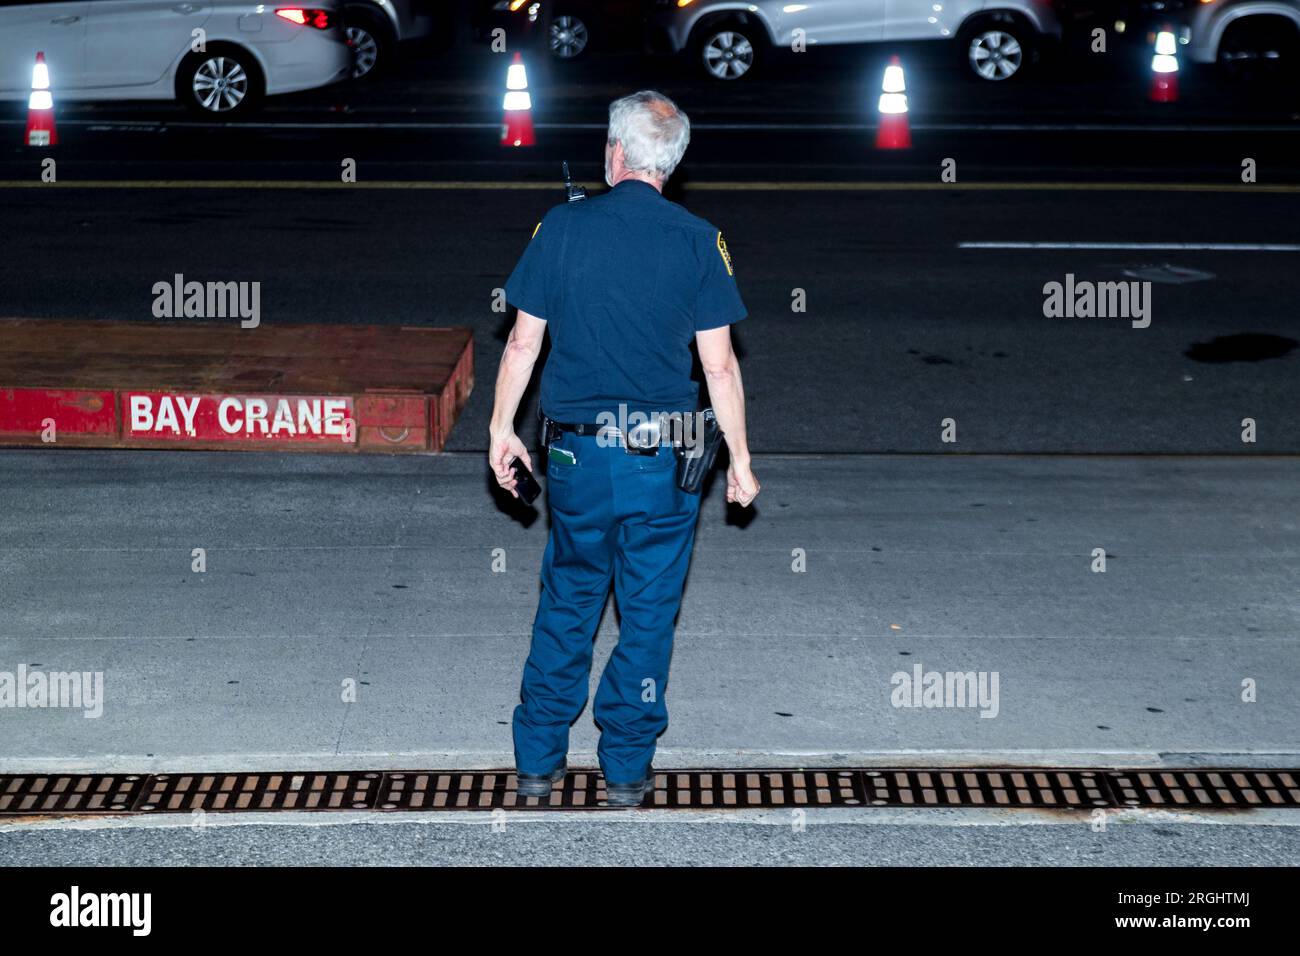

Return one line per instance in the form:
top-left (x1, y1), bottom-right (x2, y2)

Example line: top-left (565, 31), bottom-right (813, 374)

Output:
top-left (542, 415), bottom-right (667, 455)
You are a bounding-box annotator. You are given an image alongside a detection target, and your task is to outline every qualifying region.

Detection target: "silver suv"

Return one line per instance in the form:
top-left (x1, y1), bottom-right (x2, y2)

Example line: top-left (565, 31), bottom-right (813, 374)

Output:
top-left (1185, 0), bottom-right (1300, 76)
top-left (648, 0), bottom-right (1062, 81)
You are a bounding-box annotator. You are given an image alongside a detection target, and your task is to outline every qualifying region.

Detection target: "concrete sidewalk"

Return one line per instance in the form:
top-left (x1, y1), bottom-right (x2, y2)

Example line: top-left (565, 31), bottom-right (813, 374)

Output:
top-left (0, 451), bottom-right (1296, 772)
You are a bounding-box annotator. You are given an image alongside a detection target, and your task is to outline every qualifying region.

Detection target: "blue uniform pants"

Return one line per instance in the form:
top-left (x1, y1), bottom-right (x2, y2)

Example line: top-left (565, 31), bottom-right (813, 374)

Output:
top-left (512, 429), bottom-right (701, 783)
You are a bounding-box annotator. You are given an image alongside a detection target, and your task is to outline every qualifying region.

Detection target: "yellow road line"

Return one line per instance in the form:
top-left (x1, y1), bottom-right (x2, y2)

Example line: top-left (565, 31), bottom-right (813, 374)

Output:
top-left (1, 180), bottom-right (1298, 193)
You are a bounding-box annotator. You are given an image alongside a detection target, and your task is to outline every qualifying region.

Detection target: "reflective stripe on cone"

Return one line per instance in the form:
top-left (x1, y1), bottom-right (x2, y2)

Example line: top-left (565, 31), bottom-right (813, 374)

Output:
top-left (875, 55), bottom-right (911, 150)
top-left (501, 52), bottom-right (535, 147)
top-left (25, 51), bottom-right (57, 148)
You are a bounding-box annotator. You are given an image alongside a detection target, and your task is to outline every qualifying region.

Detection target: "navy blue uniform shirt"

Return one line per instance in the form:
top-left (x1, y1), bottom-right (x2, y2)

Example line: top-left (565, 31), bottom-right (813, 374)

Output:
top-left (503, 179), bottom-right (747, 423)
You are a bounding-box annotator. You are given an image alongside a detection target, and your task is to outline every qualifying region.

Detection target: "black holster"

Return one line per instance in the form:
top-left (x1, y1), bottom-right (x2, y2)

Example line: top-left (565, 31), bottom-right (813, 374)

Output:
top-left (675, 408), bottom-right (723, 494)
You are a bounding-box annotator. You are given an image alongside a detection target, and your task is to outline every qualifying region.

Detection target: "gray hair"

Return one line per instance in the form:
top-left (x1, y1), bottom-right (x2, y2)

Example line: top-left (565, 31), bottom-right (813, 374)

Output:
top-left (607, 91), bottom-right (691, 181)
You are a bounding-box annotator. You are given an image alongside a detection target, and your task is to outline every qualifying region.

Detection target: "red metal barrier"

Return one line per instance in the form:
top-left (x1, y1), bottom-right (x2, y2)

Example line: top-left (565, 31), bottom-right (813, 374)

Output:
top-left (0, 319), bottom-right (473, 454)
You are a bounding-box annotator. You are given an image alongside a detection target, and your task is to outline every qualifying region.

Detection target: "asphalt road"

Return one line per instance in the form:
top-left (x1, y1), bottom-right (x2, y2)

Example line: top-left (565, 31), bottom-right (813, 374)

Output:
top-left (2, 183), bottom-right (1296, 452)
top-left (3, 452), bottom-right (1296, 768)
top-left (5, 815), bottom-right (1299, 866)
top-left (3, 40), bottom-right (1300, 182)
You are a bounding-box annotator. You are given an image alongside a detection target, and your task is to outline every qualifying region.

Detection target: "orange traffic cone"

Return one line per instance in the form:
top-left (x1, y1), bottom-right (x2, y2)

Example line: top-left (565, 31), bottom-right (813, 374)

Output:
top-left (25, 52), bottom-right (57, 148)
top-left (875, 56), bottom-right (910, 150)
top-left (1149, 27), bottom-right (1179, 103)
top-left (501, 52), bottom-right (535, 148)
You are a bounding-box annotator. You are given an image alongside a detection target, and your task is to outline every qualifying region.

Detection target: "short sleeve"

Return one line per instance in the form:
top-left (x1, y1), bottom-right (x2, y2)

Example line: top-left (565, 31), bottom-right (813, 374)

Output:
top-left (504, 214), bottom-right (556, 320)
top-left (694, 229), bottom-right (747, 331)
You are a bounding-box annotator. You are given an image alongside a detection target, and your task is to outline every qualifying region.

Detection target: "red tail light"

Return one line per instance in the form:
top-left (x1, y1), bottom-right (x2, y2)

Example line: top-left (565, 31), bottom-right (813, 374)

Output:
top-left (275, 7), bottom-right (332, 28)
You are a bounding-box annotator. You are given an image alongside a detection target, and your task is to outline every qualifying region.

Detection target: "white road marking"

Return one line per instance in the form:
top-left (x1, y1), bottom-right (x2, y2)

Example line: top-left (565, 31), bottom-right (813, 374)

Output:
top-left (5, 806), bottom-right (1300, 832)
top-left (5, 748), bottom-right (1297, 775)
top-left (960, 242), bottom-right (1300, 251)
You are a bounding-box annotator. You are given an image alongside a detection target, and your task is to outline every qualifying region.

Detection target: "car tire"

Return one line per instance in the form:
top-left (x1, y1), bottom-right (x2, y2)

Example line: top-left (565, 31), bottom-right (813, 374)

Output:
top-left (692, 18), bottom-right (762, 81)
top-left (549, 12), bottom-right (591, 60)
top-left (176, 45), bottom-right (264, 117)
top-left (1217, 16), bottom-right (1300, 82)
top-left (344, 6), bottom-right (394, 80)
top-left (960, 13), bottom-right (1036, 82)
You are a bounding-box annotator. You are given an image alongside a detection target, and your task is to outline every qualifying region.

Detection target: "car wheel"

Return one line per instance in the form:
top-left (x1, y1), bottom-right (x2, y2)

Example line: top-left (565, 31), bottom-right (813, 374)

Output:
top-left (549, 14), bottom-right (590, 59)
top-left (177, 46), bottom-right (263, 117)
top-left (962, 17), bottom-right (1034, 82)
top-left (1218, 17), bottom-right (1299, 82)
top-left (344, 8), bottom-right (393, 80)
top-left (694, 22), bottom-right (759, 80)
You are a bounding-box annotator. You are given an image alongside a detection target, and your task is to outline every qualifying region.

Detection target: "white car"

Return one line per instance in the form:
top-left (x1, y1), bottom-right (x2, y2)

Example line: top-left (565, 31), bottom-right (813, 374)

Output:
top-left (648, 0), bottom-right (1063, 81)
top-left (1185, 0), bottom-right (1300, 74)
top-left (0, 0), bottom-right (351, 115)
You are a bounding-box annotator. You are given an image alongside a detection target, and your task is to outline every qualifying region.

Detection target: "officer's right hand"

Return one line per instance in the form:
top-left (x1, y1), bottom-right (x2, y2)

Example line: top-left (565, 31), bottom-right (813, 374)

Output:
top-left (727, 462), bottom-right (760, 508)
top-left (490, 429), bottom-right (532, 498)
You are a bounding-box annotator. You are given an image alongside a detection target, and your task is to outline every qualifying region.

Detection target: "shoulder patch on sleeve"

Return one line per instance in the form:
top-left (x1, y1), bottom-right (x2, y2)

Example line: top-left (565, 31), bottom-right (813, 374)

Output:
top-left (531, 221), bottom-right (541, 239)
top-left (716, 231), bottom-right (734, 276)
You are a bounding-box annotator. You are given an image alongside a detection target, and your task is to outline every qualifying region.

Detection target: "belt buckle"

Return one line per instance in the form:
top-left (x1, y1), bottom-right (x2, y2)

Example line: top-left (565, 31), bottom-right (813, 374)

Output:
top-left (624, 419), bottom-right (661, 456)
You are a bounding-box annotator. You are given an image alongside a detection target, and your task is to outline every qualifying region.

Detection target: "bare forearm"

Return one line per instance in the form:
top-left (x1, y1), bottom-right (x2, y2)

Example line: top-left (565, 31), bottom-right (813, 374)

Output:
top-left (490, 341), bottom-right (539, 437)
top-left (703, 355), bottom-right (750, 466)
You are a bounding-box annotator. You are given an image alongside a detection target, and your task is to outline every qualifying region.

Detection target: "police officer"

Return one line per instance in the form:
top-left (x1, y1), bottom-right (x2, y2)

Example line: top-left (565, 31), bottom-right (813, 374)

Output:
top-left (489, 90), bottom-right (759, 806)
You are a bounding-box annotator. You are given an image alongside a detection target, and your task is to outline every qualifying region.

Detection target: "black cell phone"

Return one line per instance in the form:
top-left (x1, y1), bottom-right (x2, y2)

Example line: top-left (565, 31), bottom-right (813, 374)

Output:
top-left (510, 456), bottom-right (542, 505)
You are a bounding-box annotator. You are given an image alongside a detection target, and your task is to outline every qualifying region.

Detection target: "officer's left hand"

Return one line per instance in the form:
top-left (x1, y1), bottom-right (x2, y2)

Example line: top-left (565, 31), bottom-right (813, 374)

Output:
top-left (489, 429), bottom-right (532, 498)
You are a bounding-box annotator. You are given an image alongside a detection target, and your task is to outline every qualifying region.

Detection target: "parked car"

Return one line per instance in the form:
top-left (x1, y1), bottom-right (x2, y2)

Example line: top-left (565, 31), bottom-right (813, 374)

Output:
top-left (1185, 0), bottom-right (1300, 76)
top-left (474, 0), bottom-right (650, 60)
top-left (646, 0), bottom-right (1063, 81)
top-left (342, 0), bottom-right (446, 79)
top-left (473, 0), bottom-right (545, 50)
top-left (0, 0), bottom-right (350, 115)
top-left (1053, 0), bottom-right (1190, 54)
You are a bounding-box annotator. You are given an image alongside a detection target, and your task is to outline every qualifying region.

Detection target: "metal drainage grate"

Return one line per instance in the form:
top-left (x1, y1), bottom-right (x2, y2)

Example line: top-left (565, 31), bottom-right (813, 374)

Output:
top-left (379, 771), bottom-right (606, 810)
top-left (1110, 769), bottom-right (1300, 809)
top-left (368, 769), bottom-right (1144, 811)
top-left (1, 768), bottom-right (1298, 816)
top-left (377, 769), bottom-right (865, 810)
top-left (136, 772), bottom-right (382, 812)
top-left (0, 773), bottom-right (145, 815)
top-left (855, 769), bottom-right (1112, 809)
top-left (645, 770), bottom-right (856, 809)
